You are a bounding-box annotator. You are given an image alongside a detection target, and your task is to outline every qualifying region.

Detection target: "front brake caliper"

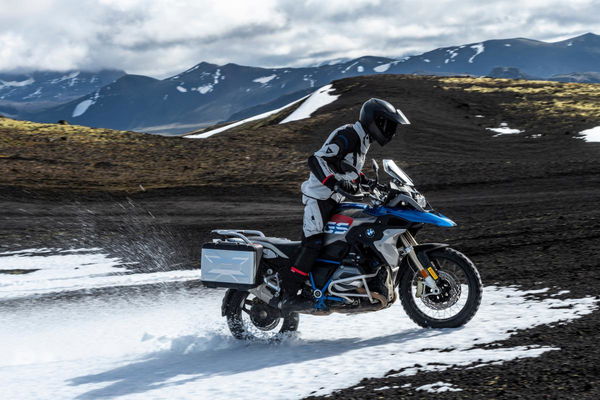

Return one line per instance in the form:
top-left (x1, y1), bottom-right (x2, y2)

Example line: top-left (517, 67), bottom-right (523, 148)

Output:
top-left (416, 279), bottom-right (425, 298)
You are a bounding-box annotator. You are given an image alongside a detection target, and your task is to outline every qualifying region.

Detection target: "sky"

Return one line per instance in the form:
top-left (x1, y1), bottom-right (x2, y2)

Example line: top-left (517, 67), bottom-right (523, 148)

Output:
top-left (1, 0), bottom-right (599, 78)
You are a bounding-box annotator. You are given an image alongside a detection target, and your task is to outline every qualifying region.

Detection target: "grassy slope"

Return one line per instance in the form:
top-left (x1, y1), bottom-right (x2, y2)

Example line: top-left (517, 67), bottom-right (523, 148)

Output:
top-left (0, 75), bottom-right (599, 197)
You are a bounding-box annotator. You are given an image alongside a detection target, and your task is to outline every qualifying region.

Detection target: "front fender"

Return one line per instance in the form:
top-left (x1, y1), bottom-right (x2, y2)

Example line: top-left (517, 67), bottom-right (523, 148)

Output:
top-left (395, 243), bottom-right (449, 286)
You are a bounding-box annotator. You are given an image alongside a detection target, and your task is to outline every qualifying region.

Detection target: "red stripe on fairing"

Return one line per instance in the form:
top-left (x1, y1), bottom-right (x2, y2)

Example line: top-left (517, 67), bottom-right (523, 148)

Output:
top-left (291, 267), bottom-right (309, 276)
top-left (321, 174), bottom-right (334, 184)
top-left (330, 214), bottom-right (354, 224)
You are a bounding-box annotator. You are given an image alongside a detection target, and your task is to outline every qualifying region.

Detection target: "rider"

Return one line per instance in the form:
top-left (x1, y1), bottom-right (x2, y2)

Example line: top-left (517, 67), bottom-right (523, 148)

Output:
top-left (277, 98), bottom-right (410, 311)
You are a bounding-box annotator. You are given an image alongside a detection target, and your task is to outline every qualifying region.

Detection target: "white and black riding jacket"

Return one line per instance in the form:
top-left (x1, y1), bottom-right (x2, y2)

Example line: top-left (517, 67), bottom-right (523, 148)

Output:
top-left (301, 121), bottom-right (371, 201)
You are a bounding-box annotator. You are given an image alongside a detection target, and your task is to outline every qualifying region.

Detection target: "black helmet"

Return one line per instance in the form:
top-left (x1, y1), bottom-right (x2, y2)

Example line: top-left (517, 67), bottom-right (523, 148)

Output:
top-left (359, 98), bottom-right (410, 146)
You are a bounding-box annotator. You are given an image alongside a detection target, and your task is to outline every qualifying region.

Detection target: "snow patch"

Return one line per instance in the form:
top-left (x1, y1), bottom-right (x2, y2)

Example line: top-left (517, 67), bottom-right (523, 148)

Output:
top-left (423, 59), bottom-right (431, 63)
top-left (280, 84), bottom-right (339, 124)
top-left (186, 96), bottom-right (308, 139)
top-left (505, 43), bottom-right (512, 47)
top-left (176, 86), bottom-right (187, 93)
top-left (578, 126), bottom-right (600, 142)
top-left (469, 43), bottom-right (485, 63)
top-left (0, 78), bottom-right (34, 88)
top-left (72, 91), bottom-right (100, 118)
top-left (416, 382), bottom-right (462, 393)
top-left (567, 41), bottom-right (573, 47)
top-left (194, 84), bottom-right (213, 94)
top-left (357, 65), bottom-right (364, 72)
top-left (253, 74), bottom-right (276, 84)
top-left (341, 61), bottom-right (358, 73)
top-left (374, 63), bottom-right (391, 72)
top-left (486, 122), bottom-right (523, 136)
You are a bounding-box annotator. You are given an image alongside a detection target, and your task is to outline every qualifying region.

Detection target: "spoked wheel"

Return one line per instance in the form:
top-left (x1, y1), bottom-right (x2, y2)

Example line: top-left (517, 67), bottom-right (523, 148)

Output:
top-left (224, 290), bottom-right (299, 340)
top-left (399, 248), bottom-right (482, 328)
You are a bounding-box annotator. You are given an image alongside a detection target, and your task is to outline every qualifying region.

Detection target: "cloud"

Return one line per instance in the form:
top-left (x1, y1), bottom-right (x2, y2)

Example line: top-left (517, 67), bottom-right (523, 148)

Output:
top-left (0, 0), bottom-right (599, 77)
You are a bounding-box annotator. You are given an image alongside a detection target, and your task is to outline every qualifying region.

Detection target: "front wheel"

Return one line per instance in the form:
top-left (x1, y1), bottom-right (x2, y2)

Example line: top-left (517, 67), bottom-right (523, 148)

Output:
top-left (399, 247), bottom-right (482, 328)
top-left (224, 289), bottom-right (299, 340)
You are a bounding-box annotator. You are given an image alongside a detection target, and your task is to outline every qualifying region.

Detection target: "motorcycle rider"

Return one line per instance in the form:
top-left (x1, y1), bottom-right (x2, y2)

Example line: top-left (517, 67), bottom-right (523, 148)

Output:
top-left (277, 98), bottom-right (410, 311)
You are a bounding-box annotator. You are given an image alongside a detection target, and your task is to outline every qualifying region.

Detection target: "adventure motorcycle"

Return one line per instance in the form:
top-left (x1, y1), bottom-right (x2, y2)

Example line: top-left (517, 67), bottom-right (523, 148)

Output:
top-left (200, 159), bottom-right (482, 340)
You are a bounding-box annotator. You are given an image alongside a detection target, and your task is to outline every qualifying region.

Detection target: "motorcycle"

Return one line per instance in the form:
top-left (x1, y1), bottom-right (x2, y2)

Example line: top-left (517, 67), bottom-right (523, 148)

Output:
top-left (200, 159), bottom-right (482, 340)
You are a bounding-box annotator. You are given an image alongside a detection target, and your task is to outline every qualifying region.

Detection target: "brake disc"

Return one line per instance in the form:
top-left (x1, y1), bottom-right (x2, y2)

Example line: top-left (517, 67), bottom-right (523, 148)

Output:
top-left (420, 271), bottom-right (461, 310)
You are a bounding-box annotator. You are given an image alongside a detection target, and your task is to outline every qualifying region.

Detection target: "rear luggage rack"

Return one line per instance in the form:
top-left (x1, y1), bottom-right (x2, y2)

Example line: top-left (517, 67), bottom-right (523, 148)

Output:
top-left (211, 229), bottom-right (265, 244)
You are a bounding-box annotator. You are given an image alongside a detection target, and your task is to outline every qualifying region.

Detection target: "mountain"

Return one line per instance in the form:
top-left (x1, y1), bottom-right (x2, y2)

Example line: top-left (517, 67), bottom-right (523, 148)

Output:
top-left (380, 33), bottom-right (600, 78)
top-left (26, 57), bottom-right (393, 133)
top-left (21, 33), bottom-right (600, 133)
top-left (0, 69), bottom-right (125, 117)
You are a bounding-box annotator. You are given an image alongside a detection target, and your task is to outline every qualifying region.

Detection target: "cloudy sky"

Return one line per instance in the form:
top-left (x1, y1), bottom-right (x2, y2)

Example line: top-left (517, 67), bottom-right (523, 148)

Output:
top-left (1, 0), bottom-right (599, 78)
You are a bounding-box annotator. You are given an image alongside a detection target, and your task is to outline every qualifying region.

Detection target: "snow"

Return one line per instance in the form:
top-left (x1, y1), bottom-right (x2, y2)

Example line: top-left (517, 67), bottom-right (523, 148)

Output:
top-left (0, 248), bottom-right (200, 299)
top-left (505, 43), bottom-right (512, 47)
top-left (280, 84), bottom-right (339, 124)
top-left (357, 65), bottom-right (364, 72)
top-left (469, 43), bottom-right (485, 63)
top-left (475, 114), bottom-right (485, 118)
top-left (374, 63), bottom-right (391, 72)
top-left (185, 95), bottom-right (308, 139)
top-left (341, 61), bottom-right (358, 73)
top-left (72, 100), bottom-right (93, 117)
top-left (176, 86), bottom-right (187, 93)
top-left (0, 77), bottom-right (34, 88)
top-left (567, 41), bottom-right (573, 46)
top-left (423, 58), bottom-right (431, 63)
top-left (194, 84), bottom-right (213, 94)
top-left (0, 285), bottom-right (596, 399)
top-left (253, 74), bottom-right (277, 84)
top-left (486, 122), bottom-right (523, 136)
top-left (72, 91), bottom-right (100, 117)
top-left (416, 382), bottom-right (462, 393)
top-left (578, 126), bottom-right (600, 142)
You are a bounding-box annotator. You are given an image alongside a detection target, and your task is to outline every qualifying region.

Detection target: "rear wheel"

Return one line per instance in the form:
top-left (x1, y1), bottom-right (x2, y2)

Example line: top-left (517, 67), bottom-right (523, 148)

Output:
top-left (224, 290), bottom-right (299, 340)
top-left (399, 248), bottom-right (482, 328)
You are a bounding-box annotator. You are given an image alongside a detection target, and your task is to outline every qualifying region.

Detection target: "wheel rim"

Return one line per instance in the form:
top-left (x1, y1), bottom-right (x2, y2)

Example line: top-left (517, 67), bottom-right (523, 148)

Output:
top-left (410, 256), bottom-right (470, 321)
top-left (235, 293), bottom-right (286, 340)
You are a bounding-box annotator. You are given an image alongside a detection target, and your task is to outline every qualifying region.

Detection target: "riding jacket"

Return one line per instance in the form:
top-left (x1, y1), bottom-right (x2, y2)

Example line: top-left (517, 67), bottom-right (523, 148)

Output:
top-left (301, 121), bottom-right (371, 202)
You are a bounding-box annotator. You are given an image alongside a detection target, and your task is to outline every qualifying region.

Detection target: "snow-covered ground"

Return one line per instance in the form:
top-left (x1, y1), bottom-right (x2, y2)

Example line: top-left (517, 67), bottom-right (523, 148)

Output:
top-left (280, 84), bottom-right (339, 124)
top-left (578, 126), bottom-right (600, 142)
top-left (0, 246), bottom-right (596, 400)
top-left (0, 248), bottom-right (200, 299)
top-left (185, 96), bottom-right (308, 139)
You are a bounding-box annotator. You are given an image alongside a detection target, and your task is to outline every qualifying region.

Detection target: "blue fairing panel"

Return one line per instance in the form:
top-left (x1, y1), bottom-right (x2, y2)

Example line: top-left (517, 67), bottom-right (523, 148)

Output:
top-left (370, 207), bottom-right (456, 227)
top-left (338, 203), bottom-right (456, 227)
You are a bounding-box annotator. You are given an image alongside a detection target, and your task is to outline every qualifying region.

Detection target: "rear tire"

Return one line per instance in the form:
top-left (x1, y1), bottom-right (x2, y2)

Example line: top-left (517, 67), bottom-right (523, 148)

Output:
top-left (399, 248), bottom-right (482, 328)
top-left (224, 289), bottom-right (299, 340)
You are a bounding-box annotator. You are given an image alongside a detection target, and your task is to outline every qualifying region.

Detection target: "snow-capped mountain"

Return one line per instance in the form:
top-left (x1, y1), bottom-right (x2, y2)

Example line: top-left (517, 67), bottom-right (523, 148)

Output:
top-left (20, 33), bottom-right (600, 133)
top-left (0, 69), bottom-right (125, 116)
top-left (27, 57), bottom-right (393, 133)
top-left (380, 33), bottom-right (600, 78)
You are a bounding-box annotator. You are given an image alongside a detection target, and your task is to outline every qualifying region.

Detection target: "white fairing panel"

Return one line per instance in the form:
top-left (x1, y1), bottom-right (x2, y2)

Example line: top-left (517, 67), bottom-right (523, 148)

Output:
top-left (373, 229), bottom-right (406, 267)
top-left (201, 248), bottom-right (258, 284)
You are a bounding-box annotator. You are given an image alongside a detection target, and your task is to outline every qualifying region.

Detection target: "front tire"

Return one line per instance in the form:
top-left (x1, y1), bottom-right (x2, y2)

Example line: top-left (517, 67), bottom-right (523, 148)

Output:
top-left (399, 247), bottom-right (482, 328)
top-left (224, 289), bottom-right (299, 340)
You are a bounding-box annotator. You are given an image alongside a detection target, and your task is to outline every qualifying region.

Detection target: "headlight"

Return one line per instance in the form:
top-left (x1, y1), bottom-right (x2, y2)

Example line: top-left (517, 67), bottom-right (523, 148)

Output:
top-left (414, 193), bottom-right (427, 208)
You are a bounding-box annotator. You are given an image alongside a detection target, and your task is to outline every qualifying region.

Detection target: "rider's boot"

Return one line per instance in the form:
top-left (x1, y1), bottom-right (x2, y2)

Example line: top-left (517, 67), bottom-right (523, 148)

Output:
top-left (272, 243), bottom-right (321, 313)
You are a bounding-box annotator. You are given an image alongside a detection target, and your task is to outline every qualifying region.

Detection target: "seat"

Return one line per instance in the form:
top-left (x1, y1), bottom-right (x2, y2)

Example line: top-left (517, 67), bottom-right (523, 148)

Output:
top-left (249, 236), bottom-right (301, 259)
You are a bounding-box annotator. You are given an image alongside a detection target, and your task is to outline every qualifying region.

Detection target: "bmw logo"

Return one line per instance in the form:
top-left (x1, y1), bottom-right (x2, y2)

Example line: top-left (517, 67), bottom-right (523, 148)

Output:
top-left (366, 228), bottom-right (375, 238)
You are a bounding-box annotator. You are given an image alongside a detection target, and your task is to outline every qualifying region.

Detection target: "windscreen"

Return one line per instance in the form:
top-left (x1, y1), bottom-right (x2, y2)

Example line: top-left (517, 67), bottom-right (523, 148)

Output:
top-left (382, 159), bottom-right (414, 186)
